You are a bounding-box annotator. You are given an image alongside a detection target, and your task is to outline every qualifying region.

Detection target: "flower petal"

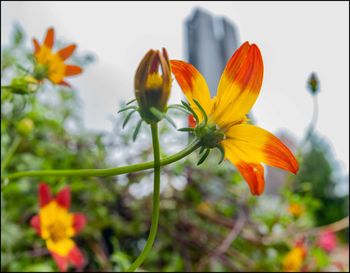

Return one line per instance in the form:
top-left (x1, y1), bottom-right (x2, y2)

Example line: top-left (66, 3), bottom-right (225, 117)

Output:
top-left (223, 146), bottom-right (265, 195)
top-left (56, 186), bottom-right (71, 209)
top-left (58, 80), bottom-right (72, 88)
top-left (39, 183), bottom-right (52, 207)
top-left (46, 238), bottom-right (75, 257)
top-left (64, 65), bottom-right (82, 76)
top-left (50, 251), bottom-right (69, 272)
top-left (44, 28), bottom-right (55, 49)
top-left (237, 162), bottom-right (265, 196)
top-left (223, 124), bottom-right (299, 174)
top-left (30, 215), bottom-right (41, 235)
top-left (213, 42), bottom-right (263, 127)
top-left (33, 38), bottom-right (40, 53)
top-left (57, 44), bottom-right (76, 60)
top-left (73, 213), bottom-right (86, 234)
top-left (68, 246), bottom-right (85, 269)
top-left (170, 60), bottom-right (212, 121)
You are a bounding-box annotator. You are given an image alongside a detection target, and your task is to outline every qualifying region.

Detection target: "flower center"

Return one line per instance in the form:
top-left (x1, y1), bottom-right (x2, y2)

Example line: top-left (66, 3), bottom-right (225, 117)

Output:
top-left (47, 221), bottom-right (68, 242)
top-left (146, 73), bottom-right (163, 90)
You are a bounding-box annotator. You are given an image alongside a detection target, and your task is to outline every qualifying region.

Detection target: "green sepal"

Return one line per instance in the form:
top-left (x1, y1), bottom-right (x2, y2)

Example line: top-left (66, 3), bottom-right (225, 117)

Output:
top-left (133, 120), bottom-right (143, 142)
top-left (118, 105), bottom-right (137, 113)
top-left (216, 145), bottom-right (225, 164)
top-left (122, 110), bottom-right (137, 129)
top-left (178, 127), bottom-right (194, 132)
top-left (197, 148), bottom-right (210, 165)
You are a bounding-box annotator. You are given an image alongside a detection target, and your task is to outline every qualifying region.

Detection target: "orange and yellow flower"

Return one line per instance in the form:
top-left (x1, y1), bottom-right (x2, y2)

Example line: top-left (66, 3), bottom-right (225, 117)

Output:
top-left (32, 28), bottom-right (82, 86)
top-left (30, 183), bottom-right (86, 272)
top-left (282, 246), bottom-right (307, 272)
top-left (288, 203), bottom-right (304, 217)
top-left (171, 42), bottom-right (298, 195)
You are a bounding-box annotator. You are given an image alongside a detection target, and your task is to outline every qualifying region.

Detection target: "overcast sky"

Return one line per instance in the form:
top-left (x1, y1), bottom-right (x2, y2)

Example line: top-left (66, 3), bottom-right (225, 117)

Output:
top-left (2, 1), bottom-right (349, 174)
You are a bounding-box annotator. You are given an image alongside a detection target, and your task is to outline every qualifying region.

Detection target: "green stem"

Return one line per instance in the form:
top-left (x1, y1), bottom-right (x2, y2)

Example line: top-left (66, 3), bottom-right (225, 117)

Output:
top-left (298, 95), bottom-right (319, 152)
top-left (1, 136), bottom-right (21, 174)
top-left (1, 139), bottom-right (201, 180)
top-left (1, 85), bottom-right (12, 90)
top-left (127, 123), bottom-right (161, 272)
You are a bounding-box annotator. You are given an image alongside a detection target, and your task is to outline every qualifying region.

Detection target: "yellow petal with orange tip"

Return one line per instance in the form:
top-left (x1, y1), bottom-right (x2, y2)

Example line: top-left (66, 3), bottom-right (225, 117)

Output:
top-left (223, 147), bottom-right (265, 195)
top-left (170, 60), bottom-right (212, 122)
top-left (44, 28), bottom-right (55, 49)
top-left (57, 44), bottom-right (77, 60)
top-left (222, 124), bottom-right (299, 174)
top-left (212, 42), bottom-right (264, 127)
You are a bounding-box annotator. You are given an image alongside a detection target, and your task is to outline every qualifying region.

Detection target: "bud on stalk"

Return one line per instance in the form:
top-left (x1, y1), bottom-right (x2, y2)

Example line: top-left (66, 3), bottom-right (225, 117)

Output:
top-left (134, 48), bottom-right (171, 124)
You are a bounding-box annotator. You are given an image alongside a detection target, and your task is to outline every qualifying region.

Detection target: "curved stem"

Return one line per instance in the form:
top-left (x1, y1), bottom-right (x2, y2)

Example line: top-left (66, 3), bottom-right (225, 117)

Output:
top-left (300, 95), bottom-right (319, 149)
top-left (127, 123), bottom-right (161, 272)
top-left (305, 95), bottom-right (319, 142)
top-left (1, 136), bottom-right (21, 174)
top-left (1, 139), bottom-right (201, 180)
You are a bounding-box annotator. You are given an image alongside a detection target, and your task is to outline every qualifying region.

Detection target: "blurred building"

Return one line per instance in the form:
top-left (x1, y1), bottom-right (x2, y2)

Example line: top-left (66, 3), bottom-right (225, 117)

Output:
top-left (185, 8), bottom-right (239, 95)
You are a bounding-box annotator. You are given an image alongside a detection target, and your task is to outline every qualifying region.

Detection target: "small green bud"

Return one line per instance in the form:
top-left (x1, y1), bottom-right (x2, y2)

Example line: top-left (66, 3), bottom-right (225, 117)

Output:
top-left (307, 72), bottom-right (319, 95)
top-left (17, 118), bottom-right (34, 135)
top-left (10, 76), bottom-right (38, 94)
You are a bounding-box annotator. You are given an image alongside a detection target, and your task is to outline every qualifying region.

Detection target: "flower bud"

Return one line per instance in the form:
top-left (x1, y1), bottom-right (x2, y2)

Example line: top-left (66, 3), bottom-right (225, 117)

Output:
top-left (10, 76), bottom-right (38, 94)
top-left (134, 48), bottom-right (171, 123)
top-left (17, 118), bottom-right (34, 135)
top-left (307, 72), bottom-right (319, 95)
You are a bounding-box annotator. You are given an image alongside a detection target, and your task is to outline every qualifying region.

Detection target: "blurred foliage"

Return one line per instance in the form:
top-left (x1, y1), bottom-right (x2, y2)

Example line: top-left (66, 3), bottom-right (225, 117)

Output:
top-left (295, 136), bottom-right (349, 232)
top-left (1, 25), bottom-right (349, 272)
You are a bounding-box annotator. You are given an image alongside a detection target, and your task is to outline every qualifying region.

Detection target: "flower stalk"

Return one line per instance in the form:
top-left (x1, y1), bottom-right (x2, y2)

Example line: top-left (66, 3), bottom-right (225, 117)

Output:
top-left (1, 139), bottom-right (201, 180)
top-left (1, 135), bottom-right (21, 175)
top-left (127, 123), bottom-right (161, 272)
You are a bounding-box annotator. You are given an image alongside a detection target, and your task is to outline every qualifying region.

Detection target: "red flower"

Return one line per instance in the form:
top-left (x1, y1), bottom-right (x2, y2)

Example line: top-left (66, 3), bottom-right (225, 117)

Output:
top-left (30, 183), bottom-right (86, 271)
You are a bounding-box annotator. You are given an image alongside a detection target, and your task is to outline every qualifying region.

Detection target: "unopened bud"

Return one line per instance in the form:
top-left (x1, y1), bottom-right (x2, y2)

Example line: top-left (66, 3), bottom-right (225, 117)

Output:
top-left (134, 48), bottom-right (171, 123)
top-left (10, 76), bottom-right (38, 94)
top-left (307, 72), bottom-right (319, 95)
top-left (17, 118), bottom-right (34, 135)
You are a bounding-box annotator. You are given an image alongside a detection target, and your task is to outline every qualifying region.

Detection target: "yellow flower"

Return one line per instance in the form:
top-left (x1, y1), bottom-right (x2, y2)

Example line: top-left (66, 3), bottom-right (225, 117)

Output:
top-left (171, 42), bottom-right (299, 195)
top-left (288, 203), bottom-right (304, 217)
top-left (134, 48), bottom-right (171, 123)
top-left (283, 246), bottom-right (306, 272)
top-left (32, 28), bottom-right (82, 86)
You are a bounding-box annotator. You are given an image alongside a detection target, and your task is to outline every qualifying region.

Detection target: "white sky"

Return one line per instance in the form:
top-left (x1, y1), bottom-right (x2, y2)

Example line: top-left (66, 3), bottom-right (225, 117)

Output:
top-left (1, 1), bottom-right (349, 174)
